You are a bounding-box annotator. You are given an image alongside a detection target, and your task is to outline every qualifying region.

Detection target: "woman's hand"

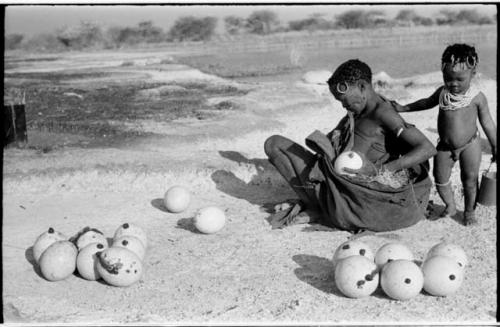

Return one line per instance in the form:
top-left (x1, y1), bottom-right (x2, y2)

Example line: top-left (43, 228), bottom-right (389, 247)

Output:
top-left (343, 159), bottom-right (378, 176)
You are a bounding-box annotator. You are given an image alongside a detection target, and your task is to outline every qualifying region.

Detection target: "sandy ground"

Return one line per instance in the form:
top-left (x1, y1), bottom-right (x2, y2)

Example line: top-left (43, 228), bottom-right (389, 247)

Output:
top-left (2, 50), bottom-right (498, 324)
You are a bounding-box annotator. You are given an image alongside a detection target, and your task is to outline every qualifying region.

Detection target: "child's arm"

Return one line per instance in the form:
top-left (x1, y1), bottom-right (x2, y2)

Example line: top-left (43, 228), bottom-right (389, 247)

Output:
top-left (476, 92), bottom-right (497, 161)
top-left (393, 86), bottom-right (443, 113)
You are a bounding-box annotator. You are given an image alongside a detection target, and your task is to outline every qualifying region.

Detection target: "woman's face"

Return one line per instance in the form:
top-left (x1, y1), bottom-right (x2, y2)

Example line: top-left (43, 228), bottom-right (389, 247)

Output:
top-left (330, 81), bottom-right (367, 114)
top-left (442, 65), bottom-right (475, 95)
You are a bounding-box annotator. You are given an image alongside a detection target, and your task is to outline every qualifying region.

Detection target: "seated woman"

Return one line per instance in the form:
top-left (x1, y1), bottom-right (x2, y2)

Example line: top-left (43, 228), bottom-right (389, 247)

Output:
top-left (264, 59), bottom-right (437, 232)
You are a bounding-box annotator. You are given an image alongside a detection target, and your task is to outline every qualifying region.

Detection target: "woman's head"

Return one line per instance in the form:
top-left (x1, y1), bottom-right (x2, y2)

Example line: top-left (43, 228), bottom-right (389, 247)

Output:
top-left (327, 59), bottom-right (373, 113)
top-left (441, 44), bottom-right (478, 94)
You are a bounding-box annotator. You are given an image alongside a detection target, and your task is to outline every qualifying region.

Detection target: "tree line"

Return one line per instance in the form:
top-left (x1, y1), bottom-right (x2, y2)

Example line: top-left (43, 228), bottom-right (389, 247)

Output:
top-left (5, 8), bottom-right (496, 51)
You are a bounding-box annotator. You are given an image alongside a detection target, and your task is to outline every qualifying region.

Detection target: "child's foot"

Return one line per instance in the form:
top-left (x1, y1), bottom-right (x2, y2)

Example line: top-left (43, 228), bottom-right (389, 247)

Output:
top-left (463, 211), bottom-right (478, 226)
top-left (440, 206), bottom-right (457, 219)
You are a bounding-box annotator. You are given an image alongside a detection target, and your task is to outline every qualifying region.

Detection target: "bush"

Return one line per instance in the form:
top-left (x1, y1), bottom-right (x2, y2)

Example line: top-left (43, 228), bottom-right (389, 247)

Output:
top-left (288, 14), bottom-right (334, 32)
top-left (5, 34), bottom-right (24, 50)
top-left (435, 9), bottom-right (493, 25)
top-left (245, 10), bottom-right (280, 34)
top-left (105, 21), bottom-right (164, 47)
top-left (168, 16), bottom-right (217, 41)
top-left (395, 9), bottom-right (434, 26)
top-left (20, 33), bottom-right (66, 52)
top-left (224, 15), bottom-right (246, 35)
top-left (335, 9), bottom-right (387, 29)
top-left (56, 20), bottom-right (105, 49)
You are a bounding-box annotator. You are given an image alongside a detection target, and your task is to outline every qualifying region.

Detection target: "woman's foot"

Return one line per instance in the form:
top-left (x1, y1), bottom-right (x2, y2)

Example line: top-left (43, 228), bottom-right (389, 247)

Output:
top-left (273, 199), bottom-right (301, 213)
top-left (268, 200), bottom-right (322, 229)
top-left (464, 210), bottom-right (478, 226)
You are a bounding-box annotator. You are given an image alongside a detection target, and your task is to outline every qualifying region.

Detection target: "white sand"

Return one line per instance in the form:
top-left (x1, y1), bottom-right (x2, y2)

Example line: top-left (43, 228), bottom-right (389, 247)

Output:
top-left (3, 53), bottom-right (497, 324)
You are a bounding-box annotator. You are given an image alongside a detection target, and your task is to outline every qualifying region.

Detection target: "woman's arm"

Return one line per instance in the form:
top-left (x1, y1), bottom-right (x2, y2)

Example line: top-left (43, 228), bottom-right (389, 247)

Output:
top-left (394, 86), bottom-right (443, 113)
top-left (476, 92), bottom-right (497, 161)
top-left (384, 126), bottom-right (437, 172)
top-left (377, 107), bottom-right (437, 171)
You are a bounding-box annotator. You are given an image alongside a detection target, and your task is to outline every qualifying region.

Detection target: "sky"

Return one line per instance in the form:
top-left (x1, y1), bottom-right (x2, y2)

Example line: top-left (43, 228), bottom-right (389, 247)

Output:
top-left (5, 3), bottom-right (497, 36)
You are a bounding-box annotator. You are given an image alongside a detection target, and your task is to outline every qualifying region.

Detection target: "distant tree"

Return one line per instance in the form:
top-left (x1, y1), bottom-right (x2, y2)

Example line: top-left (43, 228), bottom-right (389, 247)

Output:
top-left (137, 21), bottom-right (163, 41)
top-left (5, 33), bottom-right (24, 50)
top-left (224, 15), bottom-right (246, 35)
top-left (105, 21), bottom-right (164, 47)
top-left (288, 13), bottom-right (333, 31)
top-left (56, 20), bottom-right (104, 49)
top-left (435, 9), bottom-right (458, 25)
top-left (21, 33), bottom-right (66, 52)
top-left (435, 9), bottom-right (493, 25)
top-left (413, 16), bottom-right (434, 26)
top-left (246, 10), bottom-right (280, 34)
top-left (335, 9), bottom-right (387, 29)
top-left (456, 9), bottom-right (493, 24)
top-left (395, 9), bottom-right (434, 26)
top-left (168, 16), bottom-right (217, 41)
top-left (395, 9), bottom-right (419, 22)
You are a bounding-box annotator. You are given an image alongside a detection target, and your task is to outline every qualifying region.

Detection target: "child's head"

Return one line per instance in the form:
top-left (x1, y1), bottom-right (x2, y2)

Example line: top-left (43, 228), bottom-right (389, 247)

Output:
top-left (441, 44), bottom-right (478, 94)
top-left (327, 59), bottom-right (373, 113)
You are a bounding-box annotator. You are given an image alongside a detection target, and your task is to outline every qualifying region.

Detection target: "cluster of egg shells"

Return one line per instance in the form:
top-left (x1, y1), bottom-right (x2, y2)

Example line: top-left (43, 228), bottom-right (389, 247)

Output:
top-left (32, 223), bottom-right (147, 287)
top-left (332, 240), bottom-right (467, 300)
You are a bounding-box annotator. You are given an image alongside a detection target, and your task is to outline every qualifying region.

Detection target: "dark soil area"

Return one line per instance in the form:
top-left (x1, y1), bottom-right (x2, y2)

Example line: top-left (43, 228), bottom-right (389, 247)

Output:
top-left (4, 69), bottom-right (249, 149)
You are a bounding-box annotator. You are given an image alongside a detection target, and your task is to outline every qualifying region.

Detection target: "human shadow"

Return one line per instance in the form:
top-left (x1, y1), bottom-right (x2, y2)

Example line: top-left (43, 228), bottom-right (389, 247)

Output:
top-left (292, 254), bottom-right (342, 296)
top-left (25, 246), bottom-right (43, 278)
top-left (425, 200), bottom-right (464, 225)
top-left (212, 150), bottom-right (295, 210)
top-left (151, 198), bottom-right (168, 213)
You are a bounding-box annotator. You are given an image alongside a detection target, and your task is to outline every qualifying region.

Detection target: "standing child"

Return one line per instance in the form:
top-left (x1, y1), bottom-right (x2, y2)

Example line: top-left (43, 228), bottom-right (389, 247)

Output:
top-left (395, 43), bottom-right (497, 225)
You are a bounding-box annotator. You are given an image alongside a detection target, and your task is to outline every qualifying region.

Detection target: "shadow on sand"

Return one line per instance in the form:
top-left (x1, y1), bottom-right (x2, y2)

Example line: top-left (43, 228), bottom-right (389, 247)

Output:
top-left (292, 254), bottom-right (340, 295)
top-left (151, 198), bottom-right (169, 213)
top-left (211, 150), bottom-right (294, 211)
top-left (25, 246), bottom-right (43, 278)
top-left (176, 217), bottom-right (202, 234)
top-left (425, 200), bottom-right (464, 225)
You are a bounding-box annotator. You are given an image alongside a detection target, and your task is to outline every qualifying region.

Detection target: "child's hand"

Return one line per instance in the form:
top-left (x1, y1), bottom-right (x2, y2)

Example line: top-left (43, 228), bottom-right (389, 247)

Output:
top-left (389, 100), bottom-right (405, 112)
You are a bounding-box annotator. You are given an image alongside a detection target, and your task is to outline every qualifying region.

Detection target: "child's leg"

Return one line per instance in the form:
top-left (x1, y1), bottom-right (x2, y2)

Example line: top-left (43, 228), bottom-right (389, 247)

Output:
top-left (264, 135), bottom-right (320, 211)
top-left (433, 150), bottom-right (457, 216)
top-left (459, 138), bottom-right (482, 225)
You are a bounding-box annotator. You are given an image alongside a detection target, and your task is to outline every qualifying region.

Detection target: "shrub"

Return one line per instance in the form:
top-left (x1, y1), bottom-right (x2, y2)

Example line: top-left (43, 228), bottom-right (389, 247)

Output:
top-left (288, 14), bottom-right (334, 32)
top-left (435, 9), bottom-right (493, 25)
top-left (245, 10), bottom-right (280, 34)
top-left (335, 9), bottom-right (387, 29)
top-left (56, 20), bottom-right (105, 49)
top-left (5, 34), bottom-right (24, 50)
top-left (20, 33), bottom-right (66, 52)
top-left (168, 16), bottom-right (217, 41)
top-left (224, 15), bottom-right (246, 35)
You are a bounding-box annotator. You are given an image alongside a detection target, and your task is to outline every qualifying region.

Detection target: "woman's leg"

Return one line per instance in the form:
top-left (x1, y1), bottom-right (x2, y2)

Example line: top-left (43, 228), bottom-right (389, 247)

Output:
top-left (459, 138), bottom-right (482, 225)
top-left (433, 149), bottom-right (457, 217)
top-left (264, 134), bottom-right (320, 210)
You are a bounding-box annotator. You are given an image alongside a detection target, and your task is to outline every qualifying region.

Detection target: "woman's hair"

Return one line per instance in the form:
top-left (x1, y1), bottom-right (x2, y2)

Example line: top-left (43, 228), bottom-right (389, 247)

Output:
top-left (327, 59), bottom-right (372, 88)
top-left (441, 43), bottom-right (478, 69)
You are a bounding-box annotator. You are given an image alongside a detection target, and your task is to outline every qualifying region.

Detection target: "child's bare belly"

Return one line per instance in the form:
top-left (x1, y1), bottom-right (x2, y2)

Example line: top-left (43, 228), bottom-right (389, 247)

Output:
top-left (437, 105), bottom-right (478, 149)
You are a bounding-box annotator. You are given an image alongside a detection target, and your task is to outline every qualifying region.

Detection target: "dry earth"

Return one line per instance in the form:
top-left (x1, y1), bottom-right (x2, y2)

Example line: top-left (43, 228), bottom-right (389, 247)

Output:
top-left (2, 50), bottom-right (498, 324)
